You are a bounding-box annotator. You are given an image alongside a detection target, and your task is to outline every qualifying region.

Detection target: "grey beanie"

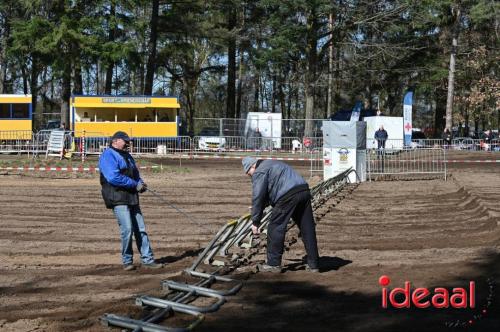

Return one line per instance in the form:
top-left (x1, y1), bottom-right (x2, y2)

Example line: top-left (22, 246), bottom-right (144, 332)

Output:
top-left (242, 156), bottom-right (257, 174)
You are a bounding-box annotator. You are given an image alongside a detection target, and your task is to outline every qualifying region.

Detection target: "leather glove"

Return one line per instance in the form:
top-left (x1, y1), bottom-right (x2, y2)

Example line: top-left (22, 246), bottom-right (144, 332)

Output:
top-left (136, 181), bottom-right (147, 193)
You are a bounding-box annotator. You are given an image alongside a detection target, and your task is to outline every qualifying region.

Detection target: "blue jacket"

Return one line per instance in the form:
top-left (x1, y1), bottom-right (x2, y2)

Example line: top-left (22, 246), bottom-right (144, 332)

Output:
top-left (251, 160), bottom-right (307, 224)
top-left (99, 147), bottom-right (142, 189)
top-left (374, 129), bottom-right (388, 141)
top-left (99, 147), bottom-right (142, 208)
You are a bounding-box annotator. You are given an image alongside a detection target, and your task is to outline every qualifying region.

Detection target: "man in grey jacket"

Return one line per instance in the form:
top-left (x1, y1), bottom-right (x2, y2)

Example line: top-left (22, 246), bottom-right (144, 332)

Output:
top-left (242, 156), bottom-right (319, 273)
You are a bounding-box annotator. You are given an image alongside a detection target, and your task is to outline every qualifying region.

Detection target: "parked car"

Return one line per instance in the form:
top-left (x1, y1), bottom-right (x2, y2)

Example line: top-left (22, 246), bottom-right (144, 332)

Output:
top-left (197, 127), bottom-right (226, 150)
top-left (45, 120), bottom-right (61, 130)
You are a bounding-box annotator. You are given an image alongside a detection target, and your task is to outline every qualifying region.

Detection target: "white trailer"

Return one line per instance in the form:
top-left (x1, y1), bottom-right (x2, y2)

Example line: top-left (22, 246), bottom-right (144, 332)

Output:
top-left (364, 116), bottom-right (403, 149)
top-left (244, 112), bottom-right (282, 149)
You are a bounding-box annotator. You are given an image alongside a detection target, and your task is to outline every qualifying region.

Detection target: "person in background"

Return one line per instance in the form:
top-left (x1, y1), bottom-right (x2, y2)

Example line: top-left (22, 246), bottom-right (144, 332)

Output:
top-left (99, 131), bottom-right (162, 271)
top-left (442, 128), bottom-right (453, 148)
top-left (483, 129), bottom-right (493, 151)
top-left (242, 156), bottom-right (320, 273)
top-left (250, 127), bottom-right (262, 150)
top-left (374, 125), bottom-right (388, 149)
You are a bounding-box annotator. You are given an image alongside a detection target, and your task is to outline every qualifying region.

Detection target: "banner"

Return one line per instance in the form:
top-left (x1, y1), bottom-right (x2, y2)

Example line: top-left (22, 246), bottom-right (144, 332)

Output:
top-left (350, 101), bottom-right (362, 121)
top-left (403, 91), bottom-right (413, 146)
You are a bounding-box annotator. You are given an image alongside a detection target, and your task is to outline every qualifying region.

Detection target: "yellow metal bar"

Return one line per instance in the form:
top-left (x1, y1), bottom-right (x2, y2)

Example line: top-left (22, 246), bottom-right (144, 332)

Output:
top-left (226, 219), bottom-right (238, 226)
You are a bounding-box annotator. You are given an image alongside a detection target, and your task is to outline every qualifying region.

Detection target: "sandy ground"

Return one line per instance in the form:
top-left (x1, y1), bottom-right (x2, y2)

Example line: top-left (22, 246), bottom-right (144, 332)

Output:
top-left (0, 152), bottom-right (499, 332)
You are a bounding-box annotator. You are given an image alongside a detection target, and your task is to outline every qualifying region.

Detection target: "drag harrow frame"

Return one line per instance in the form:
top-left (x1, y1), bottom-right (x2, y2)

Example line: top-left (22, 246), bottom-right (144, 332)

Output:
top-left (101, 168), bottom-right (356, 331)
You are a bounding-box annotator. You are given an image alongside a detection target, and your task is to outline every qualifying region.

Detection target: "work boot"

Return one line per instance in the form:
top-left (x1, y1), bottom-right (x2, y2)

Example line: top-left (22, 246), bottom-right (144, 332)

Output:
top-left (142, 262), bottom-right (163, 269)
top-left (123, 264), bottom-right (136, 271)
top-left (257, 263), bottom-right (282, 273)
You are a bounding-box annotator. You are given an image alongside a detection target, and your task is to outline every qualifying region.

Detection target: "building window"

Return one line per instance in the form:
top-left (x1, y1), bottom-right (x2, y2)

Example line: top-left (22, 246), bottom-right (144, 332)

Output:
top-left (12, 104), bottom-right (30, 118)
top-left (0, 104), bottom-right (10, 118)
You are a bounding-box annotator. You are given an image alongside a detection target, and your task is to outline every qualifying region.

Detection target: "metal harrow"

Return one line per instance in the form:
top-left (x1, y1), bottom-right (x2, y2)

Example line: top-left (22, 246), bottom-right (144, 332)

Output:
top-left (101, 168), bottom-right (357, 332)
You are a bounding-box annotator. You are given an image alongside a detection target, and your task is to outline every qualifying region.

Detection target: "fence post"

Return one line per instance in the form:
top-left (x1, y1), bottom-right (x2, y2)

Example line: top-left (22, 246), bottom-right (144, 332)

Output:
top-left (443, 148), bottom-right (447, 181)
top-left (82, 130), bottom-right (86, 163)
top-left (189, 136), bottom-right (194, 160)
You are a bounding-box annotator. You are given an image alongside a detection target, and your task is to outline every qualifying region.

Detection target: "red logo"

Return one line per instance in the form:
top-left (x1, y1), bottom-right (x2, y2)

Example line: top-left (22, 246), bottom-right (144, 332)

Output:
top-left (404, 122), bottom-right (412, 132)
top-left (379, 275), bottom-right (475, 309)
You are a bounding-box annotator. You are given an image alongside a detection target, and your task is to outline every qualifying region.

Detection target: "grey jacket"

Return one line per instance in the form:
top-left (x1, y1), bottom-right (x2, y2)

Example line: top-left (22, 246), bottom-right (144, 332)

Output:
top-left (251, 160), bottom-right (307, 224)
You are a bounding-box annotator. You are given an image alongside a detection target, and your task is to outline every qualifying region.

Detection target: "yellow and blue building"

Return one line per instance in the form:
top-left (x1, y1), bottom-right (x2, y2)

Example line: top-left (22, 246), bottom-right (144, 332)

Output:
top-left (70, 95), bottom-right (181, 137)
top-left (0, 94), bottom-right (33, 139)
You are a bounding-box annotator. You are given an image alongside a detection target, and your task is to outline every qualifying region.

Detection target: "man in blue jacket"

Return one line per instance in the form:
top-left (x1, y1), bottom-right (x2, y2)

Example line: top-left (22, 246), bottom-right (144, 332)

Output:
top-left (242, 157), bottom-right (319, 273)
top-left (99, 131), bottom-right (162, 271)
top-left (374, 125), bottom-right (388, 149)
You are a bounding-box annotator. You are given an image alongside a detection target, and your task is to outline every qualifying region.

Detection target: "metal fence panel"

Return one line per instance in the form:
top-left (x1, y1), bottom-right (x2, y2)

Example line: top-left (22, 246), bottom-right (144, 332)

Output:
top-left (366, 148), bottom-right (446, 180)
top-left (1, 128), bottom-right (498, 161)
top-left (0, 130), bottom-right (34, 154)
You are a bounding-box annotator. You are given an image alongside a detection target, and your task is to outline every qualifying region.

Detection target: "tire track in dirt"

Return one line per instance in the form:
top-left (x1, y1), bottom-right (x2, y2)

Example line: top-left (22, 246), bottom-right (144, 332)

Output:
top-left (1, 158), bottom-right (498, 331)
top-left (199, 163), bottom-right (500, 332)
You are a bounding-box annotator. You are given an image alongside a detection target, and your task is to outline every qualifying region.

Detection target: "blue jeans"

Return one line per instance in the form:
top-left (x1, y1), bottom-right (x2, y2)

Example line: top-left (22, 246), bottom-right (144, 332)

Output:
top-left (113, 205), bottom-right (155, 265)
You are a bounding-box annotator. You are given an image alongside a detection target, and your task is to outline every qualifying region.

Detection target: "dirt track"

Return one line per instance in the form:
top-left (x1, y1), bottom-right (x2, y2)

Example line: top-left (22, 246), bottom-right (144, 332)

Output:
top-left (0, 152), bottom-right (499, 332)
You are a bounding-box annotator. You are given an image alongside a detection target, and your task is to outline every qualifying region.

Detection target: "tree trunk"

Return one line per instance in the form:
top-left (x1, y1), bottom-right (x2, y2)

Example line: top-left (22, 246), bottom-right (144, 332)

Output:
top-left (104, 2), bottom-right (116, 95)
top-left (464, 106), bottom-right (469, 137)
top-left (294, 84), bottom-right (300, 120)
top-left (253, 74), bottom-right (259, 112)
top-left (327, 12), bottom-right (334, 117)
top-left (95, 62), bottom-right (100, 93)
top-left (271, 74), bottom-right (276, 113)
top-left (497, 108), bottom-right (500, 137)
top-left (236, 48), bottom-right (243, 119)
top-left (278, 74), bottom-right (286, 117)
top-left (304, 82), bottom-right (315, 137)
top-left (104, 64), bottom-right (114, 94)
top-left (334, 47), bottom-right (342, 113)
top-left (60, 62), bottom-right (72, 129)
top-left (434, 87), bottom-right (447, 137)
top-left (21, 65), bottom-right (28, 94)
top-left (286, 82), bottom-right (292, 120)
top-left (169, 78), bottom-right (177, 97)
top-left (387, 92), bottom-right (395, 115)
top-left (144, 0), bottom-right (159, 95)
top-left (226, 7), bottom-right (237, 118)
top-left (304, 8), bottom-right (318, 137)
top-left (0, 17), bottom-right (9, 94)
top-left (182, 77), bottom-right (198, 135)
top-left (365, 3), bottom-right (375, 111)
top-left (134, 64), bottom-right (145, 95)
top-left (30, 59), bottom-right (40, 128)
top-left (445, 6), bottom-right (460, 130)
top-left (74, 58), bottom-right (83, 94)
top-left (261, 80), bottom-right (265, 111)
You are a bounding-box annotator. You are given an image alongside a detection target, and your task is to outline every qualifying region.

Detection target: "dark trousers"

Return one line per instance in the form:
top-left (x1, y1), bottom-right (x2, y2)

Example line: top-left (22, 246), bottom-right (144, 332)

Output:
top-left (267, 190), bottom-right (319, 268)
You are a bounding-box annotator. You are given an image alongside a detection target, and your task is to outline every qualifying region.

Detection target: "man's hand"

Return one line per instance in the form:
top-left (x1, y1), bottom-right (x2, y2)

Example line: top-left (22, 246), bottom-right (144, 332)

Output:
top-left (136, 181), bottom-right (147, 193)
top-left (251, 224), bottom-right (260, 235)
